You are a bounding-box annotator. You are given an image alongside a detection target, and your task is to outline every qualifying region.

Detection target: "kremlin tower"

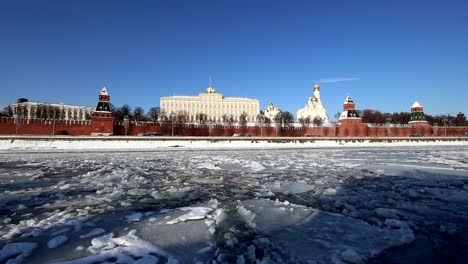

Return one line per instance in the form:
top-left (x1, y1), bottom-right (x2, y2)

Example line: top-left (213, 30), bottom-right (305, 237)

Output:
top-left (94, 87), bottom-right (112, 115)
top-left (91, 87), bottom-right (114, 136)
top-left (337, 95), bottom-right (367, 136)
top-left (338, 96), bottom-right (362, 124)
top-left (408, 101), bottom-right (429, 136)
top-left (408, 101), bottom-right (428, 124)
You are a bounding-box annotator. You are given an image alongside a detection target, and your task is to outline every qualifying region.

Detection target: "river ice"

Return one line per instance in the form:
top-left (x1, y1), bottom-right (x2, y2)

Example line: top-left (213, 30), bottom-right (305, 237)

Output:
top-left (0, 146), bottom-right (467, 263)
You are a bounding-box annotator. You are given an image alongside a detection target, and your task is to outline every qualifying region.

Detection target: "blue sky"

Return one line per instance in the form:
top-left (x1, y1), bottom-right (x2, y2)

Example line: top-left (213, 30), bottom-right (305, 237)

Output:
top-left (1, 0), bottom-right (467, 119)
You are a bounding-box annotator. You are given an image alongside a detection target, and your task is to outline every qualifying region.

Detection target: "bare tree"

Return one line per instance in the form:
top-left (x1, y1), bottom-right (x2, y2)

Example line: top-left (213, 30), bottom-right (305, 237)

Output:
top-left (313, 117), bottom-right (324, 127)
top-left (222, 114), bottom-right (234, 126)
top-left (44, 105), bottom-right (53, 119)
top-left (111, 104), bottom-right (132, 122)
top-left (264, 117), bottom-right (271, 127)
top-left (455, 112), bottom-right (466, 126)
top-left (159, 110), bottom-right (169, 123)
top-left (176, 111), bottom-right (189, 124)
top-left (112, 105), bottom-right (124, 122)
top-left (134, 106), bottom-right (145, 121)
top-left (196, 112), bottom-right (208, 124)
top-left (256, 112), bottom-right (266, 126)
top-left (109, 103), bottom-right (117, 112)
top-left (120, 104), bottom-right (132, 118)
top-left (1, 106), bottom-right (12, 117)
top-left (298, 118), bottom-right (306, 128)
top-left (37, 105), bottom-right (45, 119)
top-left (239, 112), bottom-right (248, 127)
top-left (222, 114), bottom-right (229, 125)
top-left (58, 107), bottom-right (65, 120)
top-left (275, 111), bottom-right (294, 128)
top-left (147, 107), bottom-right (161, 121)
top-left (304, 117), bottom-right (311, 127)
top-left (334, 112), bottom-right (341, 120)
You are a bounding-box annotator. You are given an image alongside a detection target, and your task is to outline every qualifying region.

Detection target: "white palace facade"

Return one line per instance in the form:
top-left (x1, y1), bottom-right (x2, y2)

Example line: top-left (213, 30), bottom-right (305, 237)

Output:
top-left (9, 99), bottom-right (94, 121)
top-left (160, 85), bottom-right (260, 123)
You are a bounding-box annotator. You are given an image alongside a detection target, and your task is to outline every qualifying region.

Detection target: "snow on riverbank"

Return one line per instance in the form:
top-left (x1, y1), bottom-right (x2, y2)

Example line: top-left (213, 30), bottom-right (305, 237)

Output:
top-left (0, 137), bottom-right (467, 151)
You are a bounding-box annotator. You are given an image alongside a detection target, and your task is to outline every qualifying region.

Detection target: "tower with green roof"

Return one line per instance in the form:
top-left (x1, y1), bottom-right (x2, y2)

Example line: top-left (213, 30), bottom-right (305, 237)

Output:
top-left (409, 101), bottom-right (428, 124)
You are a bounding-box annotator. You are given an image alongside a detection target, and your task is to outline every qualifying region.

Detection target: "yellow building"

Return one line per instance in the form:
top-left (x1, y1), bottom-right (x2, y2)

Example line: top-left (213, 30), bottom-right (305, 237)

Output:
top-left (160, 85), bottom-right (259, 123)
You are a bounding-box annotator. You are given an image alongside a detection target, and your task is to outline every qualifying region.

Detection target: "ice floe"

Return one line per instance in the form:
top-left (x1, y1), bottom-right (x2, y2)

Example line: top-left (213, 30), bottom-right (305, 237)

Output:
top-left (0, 242), bottom-right (37, 264)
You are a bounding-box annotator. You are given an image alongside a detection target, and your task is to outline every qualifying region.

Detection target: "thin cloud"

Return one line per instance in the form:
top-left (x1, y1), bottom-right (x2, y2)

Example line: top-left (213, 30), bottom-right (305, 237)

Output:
top-left (317, 77), bottom-right (360, 83)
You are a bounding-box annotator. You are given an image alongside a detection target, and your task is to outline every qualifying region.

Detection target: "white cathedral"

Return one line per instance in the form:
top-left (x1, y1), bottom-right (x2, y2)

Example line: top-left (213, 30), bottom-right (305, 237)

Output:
top-left (296, 82), bottom-right (330, 124)
top-left (264, 102), bottom-right (282, 121)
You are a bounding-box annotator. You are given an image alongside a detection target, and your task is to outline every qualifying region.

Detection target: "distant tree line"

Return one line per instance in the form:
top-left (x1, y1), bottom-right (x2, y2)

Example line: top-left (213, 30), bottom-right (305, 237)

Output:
top-left (357, 109), bottom-right (467, 126)
top-left (111, 104), bottom-right (161, 122)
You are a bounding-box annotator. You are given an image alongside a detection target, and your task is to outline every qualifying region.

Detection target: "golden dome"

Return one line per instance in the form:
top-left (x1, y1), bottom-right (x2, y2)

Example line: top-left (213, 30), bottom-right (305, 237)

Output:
top-left (310, 96), bottom-right (318, 103)
top-left (314, 83), bottom-right (320, 91)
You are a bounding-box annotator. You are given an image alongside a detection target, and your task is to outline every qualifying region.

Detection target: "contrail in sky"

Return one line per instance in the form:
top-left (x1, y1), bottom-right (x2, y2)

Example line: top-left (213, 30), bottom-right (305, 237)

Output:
top-left (317, 77), bottom-right (360, 83)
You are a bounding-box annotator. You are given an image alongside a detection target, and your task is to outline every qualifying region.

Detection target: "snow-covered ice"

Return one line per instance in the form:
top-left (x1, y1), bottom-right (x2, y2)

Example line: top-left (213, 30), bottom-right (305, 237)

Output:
top-left (0, 145), bottom-right (467, 263)
top-left (166, 207), bottom-right (213, 224)
top-left (79, 228), bottom-right (105, 239)
top-left (0, 242), bottom-right (37, 264)
top-left (48, 235), bottom-right (69, 248)
top-left (125, 212), bottom-right (143, 222)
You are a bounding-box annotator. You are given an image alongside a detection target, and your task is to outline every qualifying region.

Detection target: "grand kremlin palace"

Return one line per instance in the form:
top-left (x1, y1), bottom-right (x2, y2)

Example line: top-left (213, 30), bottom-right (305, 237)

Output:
top-left (160, 85), bottom-right (260, 123)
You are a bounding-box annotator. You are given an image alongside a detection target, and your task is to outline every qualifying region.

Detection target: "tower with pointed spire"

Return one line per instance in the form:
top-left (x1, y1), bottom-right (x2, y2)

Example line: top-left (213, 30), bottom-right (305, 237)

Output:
top-left (94, 86), bottom-right (112, 115)
top-left (91, 86), bottom-right (114, 135)
top-left (338, 96), bottom-right (362, 124)
top-left (337, 95), bottom-right (368, 136)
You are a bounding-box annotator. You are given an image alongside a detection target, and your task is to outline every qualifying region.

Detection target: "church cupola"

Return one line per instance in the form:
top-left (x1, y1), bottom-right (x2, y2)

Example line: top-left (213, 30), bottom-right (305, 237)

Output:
top-left (310, 82), bottom-right (322, 103)
top-left (314, 82), bottom-right (320, 92)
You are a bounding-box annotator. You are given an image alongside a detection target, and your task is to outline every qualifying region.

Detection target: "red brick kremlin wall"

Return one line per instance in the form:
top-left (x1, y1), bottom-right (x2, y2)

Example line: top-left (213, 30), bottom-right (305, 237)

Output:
top-left (1, 117), bottom-right (467, 137)
top-left (0, 117), bottom-right (92, 135)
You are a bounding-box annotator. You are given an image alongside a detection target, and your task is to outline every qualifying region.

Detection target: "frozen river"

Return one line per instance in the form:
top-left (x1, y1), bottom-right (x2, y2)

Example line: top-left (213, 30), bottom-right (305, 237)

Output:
top-left (0, 146), bottom-right (467, 263)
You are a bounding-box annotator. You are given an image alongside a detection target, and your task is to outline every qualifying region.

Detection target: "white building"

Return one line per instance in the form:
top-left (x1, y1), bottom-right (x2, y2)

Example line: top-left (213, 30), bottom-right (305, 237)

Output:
top-left (264, 102), bottom-right (282, 121)
top-left (160, 84), bottom-right (260, 123)
top-left (9, 99), bottom-right (94, 121)
top-left (296, 83), bottom-right (329, 123)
